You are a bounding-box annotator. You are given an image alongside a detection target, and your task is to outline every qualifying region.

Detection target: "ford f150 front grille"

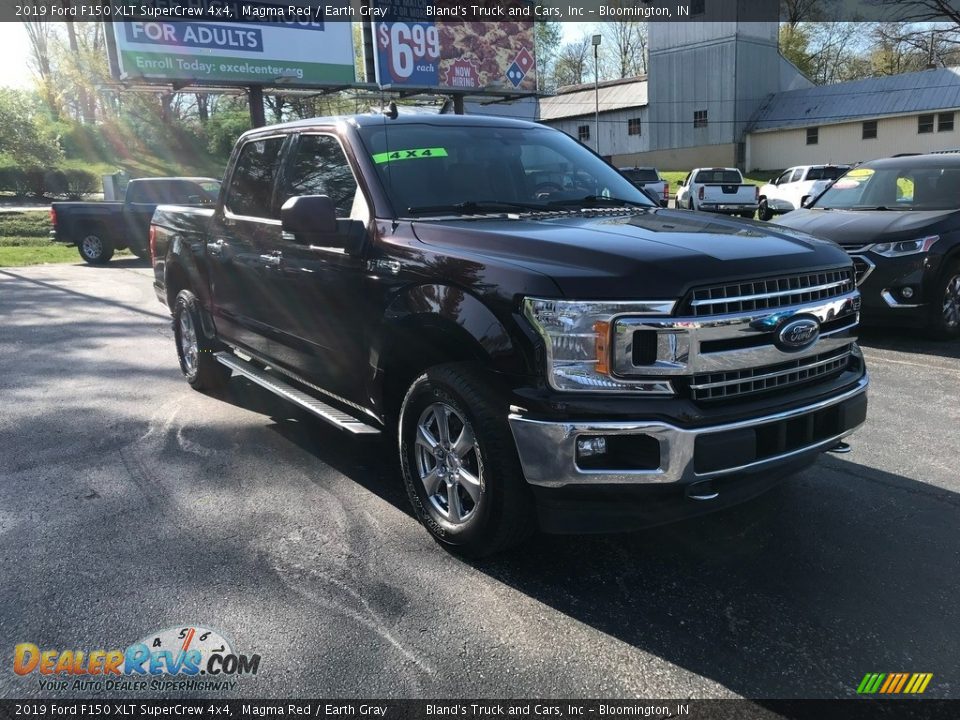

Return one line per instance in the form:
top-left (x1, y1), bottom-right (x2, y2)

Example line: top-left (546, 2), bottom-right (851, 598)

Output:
top-left (689, 345), bottom-right (853, 401)
top-left (686, 267), bottom-right (855, 316)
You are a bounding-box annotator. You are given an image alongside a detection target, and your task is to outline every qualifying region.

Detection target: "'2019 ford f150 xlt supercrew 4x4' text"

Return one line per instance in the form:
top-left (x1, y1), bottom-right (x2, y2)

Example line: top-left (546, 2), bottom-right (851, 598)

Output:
top-left (150, 113), bottom-right (868, 556)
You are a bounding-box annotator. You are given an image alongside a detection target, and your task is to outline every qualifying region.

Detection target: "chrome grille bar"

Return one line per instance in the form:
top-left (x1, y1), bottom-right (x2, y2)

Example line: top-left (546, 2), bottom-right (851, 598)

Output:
top-left (687, 268), bottom-right (855, 316)
top-left (690, 347), bottom-right (852, 401)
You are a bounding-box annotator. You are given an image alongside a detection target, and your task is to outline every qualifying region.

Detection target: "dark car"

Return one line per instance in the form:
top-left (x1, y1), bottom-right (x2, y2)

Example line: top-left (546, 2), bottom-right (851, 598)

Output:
top-left (774, 154), bottom-right (960, 339)
top-left (50, 177), bottom-right (220, 264)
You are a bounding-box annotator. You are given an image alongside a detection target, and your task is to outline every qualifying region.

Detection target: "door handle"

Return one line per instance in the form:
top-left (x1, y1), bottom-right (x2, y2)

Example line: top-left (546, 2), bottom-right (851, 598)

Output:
top-left (259, 252), bottom-right (282, 267)
top-left (208, 239), bottom-right (226, 257)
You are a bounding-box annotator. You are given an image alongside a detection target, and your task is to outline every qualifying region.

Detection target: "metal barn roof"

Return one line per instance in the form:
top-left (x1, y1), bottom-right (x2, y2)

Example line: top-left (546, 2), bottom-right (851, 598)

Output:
top-left (539, 76), bottom-right (647, 121)
top-left (750, 65), bottom-right (960, 131)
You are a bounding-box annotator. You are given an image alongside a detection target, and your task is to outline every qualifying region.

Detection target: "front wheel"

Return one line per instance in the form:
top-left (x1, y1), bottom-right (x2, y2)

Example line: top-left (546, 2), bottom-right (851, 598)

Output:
top-left (173, 289), bottom-right (231, 392)
top-left (929, 262), bottom-right (960, 340)
top-left (399, 364), bottom-right (533, 557)
top-left (77, 230), bottom-right (114, 264)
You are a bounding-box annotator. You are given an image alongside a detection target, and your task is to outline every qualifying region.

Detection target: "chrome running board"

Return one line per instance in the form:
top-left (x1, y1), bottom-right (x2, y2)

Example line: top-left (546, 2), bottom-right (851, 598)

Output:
top-left (214, 352), bottom-right (380, 435)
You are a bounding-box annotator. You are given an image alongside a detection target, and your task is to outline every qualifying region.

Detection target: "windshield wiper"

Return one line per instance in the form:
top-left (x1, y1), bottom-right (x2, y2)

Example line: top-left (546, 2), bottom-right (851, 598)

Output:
top-left (406, 200), bottom-right (547, 216)
top-left (546, 195), bottom-right (652, 209)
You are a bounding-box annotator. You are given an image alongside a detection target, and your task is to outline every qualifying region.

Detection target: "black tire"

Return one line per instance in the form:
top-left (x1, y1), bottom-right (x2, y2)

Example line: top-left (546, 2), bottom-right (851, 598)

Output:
top-left (758, 199), bottom-right (773, 221)
top-left (128, 240), bottom-right (150, 260)
top-left (740, 210), bottom-right (755, 220)
top-left (173, 289), bottom-right (231, 392)
top-left (928, 261), bottom-right (960, 340)
top-left (77, 228), bottom-right (114, 264)
top-left (398, 363), bottom-right (533, 557)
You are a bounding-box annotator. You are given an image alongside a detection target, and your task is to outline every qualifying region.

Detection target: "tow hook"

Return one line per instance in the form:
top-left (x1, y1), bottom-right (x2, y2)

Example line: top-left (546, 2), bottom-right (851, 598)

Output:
top-left (828, 441), bottom-right (852, 454)
top-left (686, 480), bottom-right (719, 501)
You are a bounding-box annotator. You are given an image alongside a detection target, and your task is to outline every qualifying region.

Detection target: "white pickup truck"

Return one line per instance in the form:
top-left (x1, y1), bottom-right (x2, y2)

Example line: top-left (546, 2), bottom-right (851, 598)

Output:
top-left (619, 167), bottom-right (669, 207)
top-left (675, 168), bottom-right (758, 218)
top-left (757, 164), bottom-right (851, 220)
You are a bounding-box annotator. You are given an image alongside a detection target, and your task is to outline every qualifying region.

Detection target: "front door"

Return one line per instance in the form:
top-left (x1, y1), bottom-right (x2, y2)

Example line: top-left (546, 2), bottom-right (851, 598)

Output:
top-left (256, 132), bottom-right (372, 403)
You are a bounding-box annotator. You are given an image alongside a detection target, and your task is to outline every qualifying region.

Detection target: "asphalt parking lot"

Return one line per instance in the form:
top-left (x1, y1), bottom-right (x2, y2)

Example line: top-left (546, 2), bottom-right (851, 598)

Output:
top-left (1, 260), bottom-right (958, 700)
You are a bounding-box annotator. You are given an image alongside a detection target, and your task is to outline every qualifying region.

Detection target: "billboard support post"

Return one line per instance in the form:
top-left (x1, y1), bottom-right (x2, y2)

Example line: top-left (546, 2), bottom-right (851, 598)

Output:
top-left (249, 86), bottom-right (266, 128)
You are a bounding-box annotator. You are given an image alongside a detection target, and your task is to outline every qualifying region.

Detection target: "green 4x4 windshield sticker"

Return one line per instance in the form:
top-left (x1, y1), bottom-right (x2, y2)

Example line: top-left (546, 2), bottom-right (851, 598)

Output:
top-left (372, 147), bottom-right (448, 164)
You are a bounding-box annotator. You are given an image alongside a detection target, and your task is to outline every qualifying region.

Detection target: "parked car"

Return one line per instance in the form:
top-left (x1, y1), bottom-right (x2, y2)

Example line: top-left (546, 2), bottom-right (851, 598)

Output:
top-left (774, 154), bottom-right (960, 339)
top-left (50, 177), bottom-right (220, 264)
top-left (758, 165), bottom-right (852, 220)
top-left (675, 167), bottom-right (758, 217)
top-left (150, 114), bottom-right (867, 556)
top-left (619, 166), bottom-right (669, 207)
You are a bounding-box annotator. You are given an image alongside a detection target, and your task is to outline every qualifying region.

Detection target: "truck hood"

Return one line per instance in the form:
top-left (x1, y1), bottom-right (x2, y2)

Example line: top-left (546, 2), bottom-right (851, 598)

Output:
top-left (411, 209), bottom-right (850, 299)
top-left (773, 208), bottom-right (957, 247)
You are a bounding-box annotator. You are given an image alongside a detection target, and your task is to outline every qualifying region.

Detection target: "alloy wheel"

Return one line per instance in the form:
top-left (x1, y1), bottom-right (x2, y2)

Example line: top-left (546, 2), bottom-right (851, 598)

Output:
top-left (414, 402), bottom-right (483, 524)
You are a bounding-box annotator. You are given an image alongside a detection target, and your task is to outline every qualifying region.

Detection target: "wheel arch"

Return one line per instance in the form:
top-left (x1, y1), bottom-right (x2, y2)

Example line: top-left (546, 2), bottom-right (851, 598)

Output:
top-left (375, 284), bottom-right (530, 421)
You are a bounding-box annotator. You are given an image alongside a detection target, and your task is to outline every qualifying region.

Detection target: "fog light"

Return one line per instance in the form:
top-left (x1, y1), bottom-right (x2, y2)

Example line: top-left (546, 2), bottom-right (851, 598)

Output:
top-left (901, 286), bottom-right (914, 299)
top-left (577, 436), bottom-right (607, 457)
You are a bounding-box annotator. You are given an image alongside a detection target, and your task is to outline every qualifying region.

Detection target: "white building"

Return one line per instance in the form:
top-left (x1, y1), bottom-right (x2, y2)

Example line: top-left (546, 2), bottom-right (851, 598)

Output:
top-left (745, 66), bottom-right (960, 170)
top-left (537, 22), bottom-right (960, 172)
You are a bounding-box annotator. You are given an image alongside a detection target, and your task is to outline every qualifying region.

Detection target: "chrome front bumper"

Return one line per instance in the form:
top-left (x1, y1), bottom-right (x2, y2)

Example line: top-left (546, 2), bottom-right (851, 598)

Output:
top-left (508, 375), bottom-right (868, 488)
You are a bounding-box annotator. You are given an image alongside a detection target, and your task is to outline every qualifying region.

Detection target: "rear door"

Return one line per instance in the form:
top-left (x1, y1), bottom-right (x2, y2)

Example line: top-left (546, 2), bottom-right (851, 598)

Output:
top-left (206, 135), bottom-right (288, 355)
top-left (258, 131), bottom-right (372, 402)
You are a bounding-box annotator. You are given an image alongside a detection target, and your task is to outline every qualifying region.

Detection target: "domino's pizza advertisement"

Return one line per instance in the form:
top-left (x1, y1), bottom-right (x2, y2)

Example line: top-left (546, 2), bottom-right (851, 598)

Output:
top-left (373, 0), bottom-right (537, 92)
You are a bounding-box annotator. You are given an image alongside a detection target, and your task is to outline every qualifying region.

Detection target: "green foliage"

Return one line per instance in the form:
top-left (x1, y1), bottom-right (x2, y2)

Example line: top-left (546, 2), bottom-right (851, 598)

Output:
top-left (0, 212), bottom-right (51, 239)
top-left (63, 169), bottom-right (100, 199)
top-left (0, 89), bottom-right (64, 167)
top-left (0, 166), bottom-right (31, 197)
top-left (780, 24), bottom-right (814, 79)
top-left (206, 109), bottom-right (252, 157)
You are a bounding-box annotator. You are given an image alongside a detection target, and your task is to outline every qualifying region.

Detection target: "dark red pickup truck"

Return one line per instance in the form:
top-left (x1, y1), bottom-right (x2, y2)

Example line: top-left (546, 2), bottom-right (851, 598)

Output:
top-left (149, 113), bottom-right (868, 556)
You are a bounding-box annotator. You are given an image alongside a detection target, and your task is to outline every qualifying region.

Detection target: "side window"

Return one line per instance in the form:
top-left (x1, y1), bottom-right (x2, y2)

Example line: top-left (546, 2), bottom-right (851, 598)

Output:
top-left (682, 173), bottom-right (691, 187)
top-left (790, 168), bottom-right (804, 182)
top-left (225, 137), bottom-right (285, 219)
top-left (281, 134), bottom-right (360, 218)
top-left (776, 170), bottom-right (792, 185)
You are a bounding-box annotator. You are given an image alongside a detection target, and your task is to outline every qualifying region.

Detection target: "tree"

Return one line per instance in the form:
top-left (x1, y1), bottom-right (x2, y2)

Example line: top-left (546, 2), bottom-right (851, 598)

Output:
top-left (875, 0), bottom-right (960, 26)
top-left (780, 0), bottom-right (830, 26)
top-left (0, 89), bottom-right (64, 166)
top-left (779, 23), bottom-right (815, 77)
top-left (603, 21), bottom-right (648, 78)
top-left (534, 20), bottom-right (563, 91)
top-left (553, 36), bottom-right (592, 88)
top-left (23, 22), bottom-right (60, 118)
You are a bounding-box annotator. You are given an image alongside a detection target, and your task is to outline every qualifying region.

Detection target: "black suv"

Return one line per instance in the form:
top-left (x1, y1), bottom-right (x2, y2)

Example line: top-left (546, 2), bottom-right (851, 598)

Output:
top-left (775, 154), bottom-right (960, 339)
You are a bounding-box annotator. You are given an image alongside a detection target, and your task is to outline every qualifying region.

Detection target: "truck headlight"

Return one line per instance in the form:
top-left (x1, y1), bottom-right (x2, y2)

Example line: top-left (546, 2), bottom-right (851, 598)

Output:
top-left (522, 297), bottom-right (676, 393)
top-left (871, 235), bottom-right (939, 257)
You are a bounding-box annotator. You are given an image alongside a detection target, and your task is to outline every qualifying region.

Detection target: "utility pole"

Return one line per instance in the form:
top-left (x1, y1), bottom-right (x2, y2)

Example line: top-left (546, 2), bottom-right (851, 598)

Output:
top-left (592, 34), bottom-right (602, 156)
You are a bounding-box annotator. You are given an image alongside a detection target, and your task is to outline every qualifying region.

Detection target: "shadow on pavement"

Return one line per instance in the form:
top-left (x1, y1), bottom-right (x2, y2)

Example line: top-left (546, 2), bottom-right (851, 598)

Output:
top-left (214, 376), bottom-right (959, 698)
top-left (858, 326), bottom-right (960, 360)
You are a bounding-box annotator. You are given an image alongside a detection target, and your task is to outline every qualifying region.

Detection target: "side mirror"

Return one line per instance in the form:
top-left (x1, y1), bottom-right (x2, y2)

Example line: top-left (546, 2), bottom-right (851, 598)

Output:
top-left (281, 194), bottom-right (366, 254)
top-left (281, 195), bottom-right (337, 237)
top-left (800, 195), bottom-right (813, 208)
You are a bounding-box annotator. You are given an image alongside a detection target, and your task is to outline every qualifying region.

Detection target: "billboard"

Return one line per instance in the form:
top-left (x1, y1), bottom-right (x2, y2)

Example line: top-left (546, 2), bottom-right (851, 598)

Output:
top-left (111, 1), bottom-right (356, 87)
top-left (372, 1), bottom-right (537, 93)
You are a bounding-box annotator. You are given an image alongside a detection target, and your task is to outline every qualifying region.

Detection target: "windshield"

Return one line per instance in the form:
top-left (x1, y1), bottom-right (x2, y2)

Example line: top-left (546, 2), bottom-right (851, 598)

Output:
top-left (814, 164), bottom-right (960, 211)
top-left (693, 169), bottom-right (743, 184)
top-left (356, 121), bottom-right (654, 216)
top-left (806, 166), bottom-right (849, 181)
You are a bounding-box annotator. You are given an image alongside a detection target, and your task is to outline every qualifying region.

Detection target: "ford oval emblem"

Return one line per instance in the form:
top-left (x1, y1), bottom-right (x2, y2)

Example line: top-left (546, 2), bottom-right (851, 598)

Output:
top-left (776, 316), bottom-right (820, 352)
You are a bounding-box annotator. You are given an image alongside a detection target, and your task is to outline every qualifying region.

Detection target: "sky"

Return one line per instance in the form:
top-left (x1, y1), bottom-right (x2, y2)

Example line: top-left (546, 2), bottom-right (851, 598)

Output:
top-left (0, 21), bottom-right (595, 91)
top-left (0, 23), bottom-right (33, 88)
